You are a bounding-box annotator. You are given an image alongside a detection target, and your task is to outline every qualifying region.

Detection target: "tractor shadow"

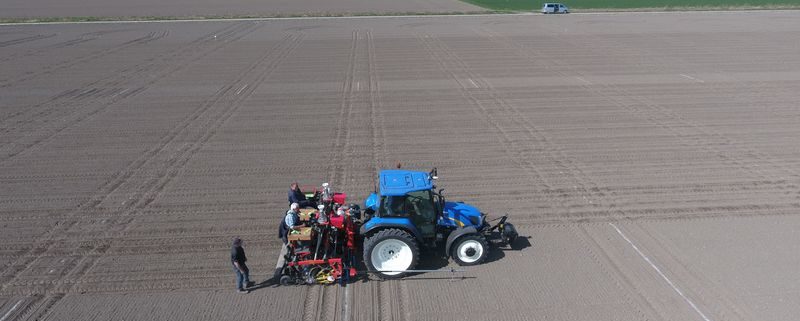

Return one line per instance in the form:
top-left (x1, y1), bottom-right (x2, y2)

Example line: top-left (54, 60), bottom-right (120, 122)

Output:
top-left (263, 236), bottom-right (534, 287)
top-left (484, 236), bottom-right (532, 264)
top-left (355, 235), bottom-right (533, 282)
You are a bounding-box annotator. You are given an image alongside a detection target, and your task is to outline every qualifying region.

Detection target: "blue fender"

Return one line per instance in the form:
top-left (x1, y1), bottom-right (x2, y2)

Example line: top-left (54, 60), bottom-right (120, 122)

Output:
top-left (360, 217), bottom-right (424, 244)
top-left (445, 226), bottom-right (479, 254)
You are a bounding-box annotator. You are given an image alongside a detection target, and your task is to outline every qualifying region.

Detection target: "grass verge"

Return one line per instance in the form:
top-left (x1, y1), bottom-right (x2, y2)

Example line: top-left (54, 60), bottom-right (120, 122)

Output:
top-left (461, 0), bottom-right (800, 11)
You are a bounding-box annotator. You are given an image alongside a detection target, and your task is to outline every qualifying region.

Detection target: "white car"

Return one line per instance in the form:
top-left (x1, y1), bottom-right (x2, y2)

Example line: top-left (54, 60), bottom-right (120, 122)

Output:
top-left (541, 3), bottom-right (569, 13)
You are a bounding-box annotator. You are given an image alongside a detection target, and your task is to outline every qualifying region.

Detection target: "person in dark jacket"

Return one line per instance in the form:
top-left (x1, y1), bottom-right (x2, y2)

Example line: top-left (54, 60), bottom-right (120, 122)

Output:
top-left (231, 237), bottom-right (254, 293)
top-left (288, 182), bottom-right (314, 208)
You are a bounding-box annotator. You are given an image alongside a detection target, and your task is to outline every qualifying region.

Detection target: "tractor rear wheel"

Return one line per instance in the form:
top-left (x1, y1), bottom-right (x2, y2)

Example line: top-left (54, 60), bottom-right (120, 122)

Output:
top-left (451, 234), bottom-right (488, 266)
top-left (363, 228), bottom-right (419, 279)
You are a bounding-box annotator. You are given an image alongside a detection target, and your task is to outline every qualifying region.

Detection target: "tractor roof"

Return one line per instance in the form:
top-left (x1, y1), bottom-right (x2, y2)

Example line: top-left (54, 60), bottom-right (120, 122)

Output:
top-left (379, 170), bottom-right (433, 196)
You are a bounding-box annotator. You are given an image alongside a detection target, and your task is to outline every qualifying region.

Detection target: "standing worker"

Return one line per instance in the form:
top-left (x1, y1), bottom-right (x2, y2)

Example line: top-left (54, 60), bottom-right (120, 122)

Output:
top-left (231, 237), bottom-right (254, 293)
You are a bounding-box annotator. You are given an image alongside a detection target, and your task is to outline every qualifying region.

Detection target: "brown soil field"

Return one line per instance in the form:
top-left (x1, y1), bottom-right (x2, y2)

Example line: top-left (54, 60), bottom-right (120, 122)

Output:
top-left (0, 0), bottom-right (483, 19)
top-left (2, 10), bottom-right (800, 321)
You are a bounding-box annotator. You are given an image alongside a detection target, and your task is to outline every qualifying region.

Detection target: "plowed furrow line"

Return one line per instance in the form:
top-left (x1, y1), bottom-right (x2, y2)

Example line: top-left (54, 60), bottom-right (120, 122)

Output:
top-left (571, 225), bottom-right (661, 320)
top-left (0, 296), bottom-right (36, 321)
top-left (328, 30), bottom-right (358, 187)
top-left (304, 30), bottom-right (359, 321)
top-left (631, 221), bottom-right (753, 320)
top-left (0, 31), bottom-right (164, 88)
top-left (430, 32), bottom-right (610, 215)
top-left (15, 294), bottom-right (60, 321)
top-left (0, 24), bottom-right (248, 125)
top-left (115, 33), bottom-right (303, 222)
top-left (417, 34), bottom-right (560, 210)
top-left (482, 28), bottom-right (799, 212)
top-left (597, 34), bottom-right (800, 183)
top-left (366, 30), bottom-right (386, 172)
top-left (302, 286), bottom-right (325, 321)
top-left (0, 24), bottom-right (262, 163)
top-left (363, 29), bottom-right (406, 321)
top-left (325, 286), bottom-right (341, 321)
top-left (55, 33), bottom-right (304, 293)
top-left (0, 31), bottom-right (108, 63)
top-left (377, 280), bottom-right (405, 321)
top-left (0, 32), bottom-right (301, 298)
top-left (572, 47), bottom-right (800, 215)
top-left (0, 33), bottom-right (55, 47)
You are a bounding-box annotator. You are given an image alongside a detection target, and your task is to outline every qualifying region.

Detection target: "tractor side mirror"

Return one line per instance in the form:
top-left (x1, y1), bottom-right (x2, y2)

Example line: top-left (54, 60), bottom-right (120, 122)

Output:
top-left (437, 188), bottom-right (445, 212)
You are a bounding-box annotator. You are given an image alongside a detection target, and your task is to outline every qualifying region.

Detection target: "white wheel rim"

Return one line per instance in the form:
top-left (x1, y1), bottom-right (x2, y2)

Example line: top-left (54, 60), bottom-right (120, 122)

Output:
top-left (371, 239), bottom-right (413, 275)
top-left (457, 240), bottom-right (484, 263)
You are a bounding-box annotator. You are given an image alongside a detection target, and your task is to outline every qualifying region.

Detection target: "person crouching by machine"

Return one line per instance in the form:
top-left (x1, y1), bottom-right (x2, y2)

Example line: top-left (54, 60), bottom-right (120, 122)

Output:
top-left (279, 203), bottom-right (303, 244)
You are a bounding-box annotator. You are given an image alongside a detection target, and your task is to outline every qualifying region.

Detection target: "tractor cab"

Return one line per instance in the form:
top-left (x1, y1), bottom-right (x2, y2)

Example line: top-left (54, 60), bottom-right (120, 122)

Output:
top-left (363, 169), bottom-right (449, 239)
top-left (362, 168), bottom-right (491, 240)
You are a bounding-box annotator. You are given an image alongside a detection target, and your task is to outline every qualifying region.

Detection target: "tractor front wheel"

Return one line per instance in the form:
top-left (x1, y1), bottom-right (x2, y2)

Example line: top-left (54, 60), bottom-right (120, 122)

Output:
top-left (451, 234), bottom-right (488, 266)
top-left (363, 228), bottom-right (419, 279)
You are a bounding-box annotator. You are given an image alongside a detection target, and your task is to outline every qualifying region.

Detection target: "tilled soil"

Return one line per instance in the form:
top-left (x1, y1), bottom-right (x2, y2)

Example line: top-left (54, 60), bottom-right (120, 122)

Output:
top-left (1, 11), bottom-right (800, 321)
top-left (0, 0), bottom-right (483, 19)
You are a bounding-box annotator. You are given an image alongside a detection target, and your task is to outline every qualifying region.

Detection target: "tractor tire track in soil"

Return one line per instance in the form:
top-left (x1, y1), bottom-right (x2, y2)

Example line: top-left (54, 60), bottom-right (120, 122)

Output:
top-left (628, 221), bottom-right (755, 320)
top-left (304, 29), bottom-right (358, 321)
top-left (417, 32), bottom-right (695, 318)
top-left (0, 31), bottom-right (304, 319)
top-left (366, 30), bottom-right (387, 172)
top-left (478, 27), bottom-right (800, 223)
top-left (475, 27), bottom-right (789, 318)
top-left (0, 30), bottom-right (166, 88)
top-left (328, 30), bottom-right (359, 187)
top-left (0, 30), bottom-right (121, 64)
top-left (305, 28), bottom-right (398, 321)
top-left (3, 13), bottom-right (799, 321)
top-left (417, 33), bottom-right (572, 216)
top-left (0, 33), bottom-right (55, 48)
top-left (0, 23), bottom-right (267, 166)
top-left (570, 224), bottom-right (661, 320)
top-left (363, 29), bottom-right (407, 321)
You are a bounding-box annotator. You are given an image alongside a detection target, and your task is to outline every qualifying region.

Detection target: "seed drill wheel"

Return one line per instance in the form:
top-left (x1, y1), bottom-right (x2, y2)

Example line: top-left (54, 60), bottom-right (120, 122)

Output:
top-left (451, 234), bottom-right (488, 266)
top-left (279, 275), bottom-right (293, 286)
top-left (363, 228), bottom-right (419, 279)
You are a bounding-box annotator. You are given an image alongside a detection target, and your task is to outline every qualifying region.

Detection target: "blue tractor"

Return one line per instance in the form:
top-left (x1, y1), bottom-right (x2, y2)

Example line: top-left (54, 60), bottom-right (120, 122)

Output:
top-left (358, 168), bottom-right (518, 279)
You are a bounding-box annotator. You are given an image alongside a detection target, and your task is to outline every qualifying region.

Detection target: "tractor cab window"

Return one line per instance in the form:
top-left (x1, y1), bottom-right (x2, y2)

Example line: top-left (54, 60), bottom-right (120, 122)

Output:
top-left (406, 191), bottom-right (434, 221)
top-left (378, 190), bottom-right (435, 220)
top-left (380, 195), bottom-right (409, 217)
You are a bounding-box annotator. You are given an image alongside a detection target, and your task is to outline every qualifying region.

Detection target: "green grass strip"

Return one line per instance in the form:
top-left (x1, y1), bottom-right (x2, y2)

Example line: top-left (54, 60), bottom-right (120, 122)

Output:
top-left (461, 0), bottom-right (800, 11)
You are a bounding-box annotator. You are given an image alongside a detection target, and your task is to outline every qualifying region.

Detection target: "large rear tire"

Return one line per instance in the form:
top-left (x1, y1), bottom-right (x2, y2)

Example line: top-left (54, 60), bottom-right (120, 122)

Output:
top-left (451, 234), bottom-right (488, 266)
top-left (363, 228), bottom-right (419, 279)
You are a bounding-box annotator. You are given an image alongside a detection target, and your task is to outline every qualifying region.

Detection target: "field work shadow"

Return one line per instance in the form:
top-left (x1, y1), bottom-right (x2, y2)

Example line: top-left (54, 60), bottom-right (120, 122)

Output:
top-left (484, 236), bottom-right (532, 264)
top-left (262, 236), bottom-right (532, 287)
top-left (353, 236), bottom-right (532, 282)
